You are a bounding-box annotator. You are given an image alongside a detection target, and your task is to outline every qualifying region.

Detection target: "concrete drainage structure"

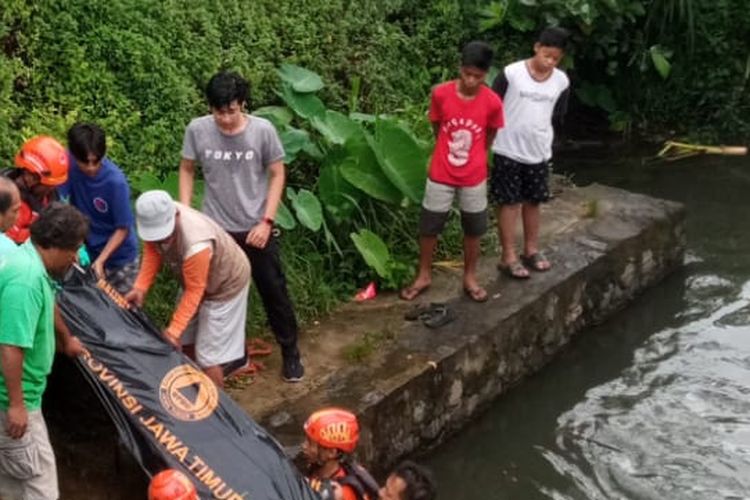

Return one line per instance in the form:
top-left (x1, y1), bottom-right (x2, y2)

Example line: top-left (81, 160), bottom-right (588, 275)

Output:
top-left (260, 184), bottom-right (686, 475)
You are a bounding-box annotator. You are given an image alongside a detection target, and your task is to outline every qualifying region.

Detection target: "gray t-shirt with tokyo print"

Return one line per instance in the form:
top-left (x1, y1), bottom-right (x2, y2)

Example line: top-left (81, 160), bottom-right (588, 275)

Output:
top-left (181, 114), bottom-right (285, 232)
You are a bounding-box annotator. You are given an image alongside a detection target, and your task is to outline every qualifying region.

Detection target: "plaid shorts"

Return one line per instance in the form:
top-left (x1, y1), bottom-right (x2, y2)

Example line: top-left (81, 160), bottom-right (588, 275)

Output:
top-left (489, 154), bottom-right (551, 205)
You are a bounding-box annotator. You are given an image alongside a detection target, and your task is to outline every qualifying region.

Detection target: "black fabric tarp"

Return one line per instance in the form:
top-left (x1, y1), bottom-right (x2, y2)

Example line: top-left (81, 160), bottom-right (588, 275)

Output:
top-left (56, 270), bottom-right (318, 500)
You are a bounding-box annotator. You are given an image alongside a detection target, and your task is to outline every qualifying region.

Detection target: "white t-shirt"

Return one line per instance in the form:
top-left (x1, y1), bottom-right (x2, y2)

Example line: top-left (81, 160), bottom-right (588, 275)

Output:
top-left (491, 60), bottom-right (569, 164)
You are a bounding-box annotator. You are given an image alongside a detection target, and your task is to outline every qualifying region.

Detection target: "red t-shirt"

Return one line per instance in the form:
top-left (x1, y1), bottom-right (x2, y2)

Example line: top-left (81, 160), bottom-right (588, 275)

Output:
top-left (428, 81), bottom-right (504, 187)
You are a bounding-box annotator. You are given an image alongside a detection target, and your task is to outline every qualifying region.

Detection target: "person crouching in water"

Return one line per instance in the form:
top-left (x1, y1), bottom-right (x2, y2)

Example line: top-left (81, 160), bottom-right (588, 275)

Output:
top-left (125, 190), bottom-right (251, 387)
top-left (303, 408), bottom-right (379, 500)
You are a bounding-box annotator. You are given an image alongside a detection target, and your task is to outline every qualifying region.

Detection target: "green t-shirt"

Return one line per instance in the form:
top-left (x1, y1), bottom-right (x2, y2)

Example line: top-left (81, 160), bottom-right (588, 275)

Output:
top-left (0, 242), bottom-right (56, 410)
top-left (0, 233), bottom-right (17, 257)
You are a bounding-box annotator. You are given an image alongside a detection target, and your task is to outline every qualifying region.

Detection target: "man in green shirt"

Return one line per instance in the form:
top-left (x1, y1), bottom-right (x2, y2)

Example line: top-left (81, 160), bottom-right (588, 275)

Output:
top-left (0, 202), bottom-right (88, 500)
top-left (0, 177), bottom-right (21, 256)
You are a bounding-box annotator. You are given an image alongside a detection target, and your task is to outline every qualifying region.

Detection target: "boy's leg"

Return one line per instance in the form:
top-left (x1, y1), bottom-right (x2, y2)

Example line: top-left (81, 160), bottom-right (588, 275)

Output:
top-left (521, 203), bottom-right (543, 257)
top-left (458, 181), bottom-right (488, 301)
top-left (497, 204), bottom-right (522, 265)
top-left (401, 180), bottom-right (453, 301)
top-left (520, 160), bottom-right (552, 270)
top-left (489, 155), bottom-right (529, 277)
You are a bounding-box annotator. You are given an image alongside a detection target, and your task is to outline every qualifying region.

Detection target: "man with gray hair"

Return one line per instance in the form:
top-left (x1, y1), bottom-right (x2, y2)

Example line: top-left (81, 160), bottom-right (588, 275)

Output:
top-left (0, 177), bottom-right (21, 255)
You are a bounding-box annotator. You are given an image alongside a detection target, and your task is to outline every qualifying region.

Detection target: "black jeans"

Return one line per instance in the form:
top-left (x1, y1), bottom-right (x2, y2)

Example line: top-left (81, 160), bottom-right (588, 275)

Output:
top-left (229, 232), bottom-right (299, 358)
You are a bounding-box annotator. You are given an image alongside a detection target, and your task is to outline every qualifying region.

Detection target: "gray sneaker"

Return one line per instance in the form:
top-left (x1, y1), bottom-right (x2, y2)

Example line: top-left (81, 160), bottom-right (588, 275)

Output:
top-left (282, 355), bottom-right (305, 382)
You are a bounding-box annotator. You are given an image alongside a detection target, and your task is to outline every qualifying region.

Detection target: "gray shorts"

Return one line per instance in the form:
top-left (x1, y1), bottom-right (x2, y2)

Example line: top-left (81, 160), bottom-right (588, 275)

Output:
top-left (0, 409), bottom-right (58, 500)
top-left (419, 179), bottom-right (488, 237)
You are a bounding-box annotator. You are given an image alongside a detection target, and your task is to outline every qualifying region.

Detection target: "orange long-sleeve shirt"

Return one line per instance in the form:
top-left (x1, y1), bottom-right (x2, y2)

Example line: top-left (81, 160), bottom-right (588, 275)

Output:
top-left (133, 242), bottom-right (212, 338)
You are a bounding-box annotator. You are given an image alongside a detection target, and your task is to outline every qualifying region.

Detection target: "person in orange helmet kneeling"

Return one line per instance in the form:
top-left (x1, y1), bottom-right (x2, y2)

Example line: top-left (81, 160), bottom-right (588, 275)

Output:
top-left (303, 408), bottom-right (379, 500)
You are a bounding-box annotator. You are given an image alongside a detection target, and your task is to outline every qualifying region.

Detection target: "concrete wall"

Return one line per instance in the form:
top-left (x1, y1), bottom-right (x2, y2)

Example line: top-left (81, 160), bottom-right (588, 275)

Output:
top-left (267, 185), bottom-right (686, 475)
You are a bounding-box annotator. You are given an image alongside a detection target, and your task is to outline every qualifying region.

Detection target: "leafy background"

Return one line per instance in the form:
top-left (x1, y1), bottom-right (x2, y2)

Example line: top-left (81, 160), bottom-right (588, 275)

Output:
top-left (2, 0), bottom-right (748, 330)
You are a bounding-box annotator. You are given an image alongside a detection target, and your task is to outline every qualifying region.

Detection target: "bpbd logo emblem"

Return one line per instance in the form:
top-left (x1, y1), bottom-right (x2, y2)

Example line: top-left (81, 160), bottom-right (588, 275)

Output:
top-left (159, 365), bottom-right (218, 421)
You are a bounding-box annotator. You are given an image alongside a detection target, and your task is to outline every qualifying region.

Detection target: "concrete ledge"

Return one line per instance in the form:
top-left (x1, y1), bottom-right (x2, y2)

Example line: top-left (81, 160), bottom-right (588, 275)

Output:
top-left (245, 183), bottom-right (685, 475)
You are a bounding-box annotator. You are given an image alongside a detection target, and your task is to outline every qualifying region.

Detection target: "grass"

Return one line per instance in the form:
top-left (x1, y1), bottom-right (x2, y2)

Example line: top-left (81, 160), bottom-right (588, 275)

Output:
top-left (343, 328), bottom-right (396, 362)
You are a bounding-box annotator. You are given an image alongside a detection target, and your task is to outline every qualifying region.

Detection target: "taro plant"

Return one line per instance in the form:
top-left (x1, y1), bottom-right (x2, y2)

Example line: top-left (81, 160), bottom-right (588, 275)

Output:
top-left (262, 64), bottom-right (429, 288)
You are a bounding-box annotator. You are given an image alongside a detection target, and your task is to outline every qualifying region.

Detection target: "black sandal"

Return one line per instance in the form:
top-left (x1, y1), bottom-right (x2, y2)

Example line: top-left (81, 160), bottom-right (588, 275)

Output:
top-left (421, 304), bottom-right (456, 329)
top-left (404, 302), bottom-right (444, 321)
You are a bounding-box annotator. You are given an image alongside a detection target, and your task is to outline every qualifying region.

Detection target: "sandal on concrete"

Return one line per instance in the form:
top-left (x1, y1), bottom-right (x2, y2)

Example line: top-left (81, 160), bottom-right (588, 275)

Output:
top-left (399, 284), bottom-right (430, 301)
top-left (521, 252), bottom-right (551, 272)
top-left (421, 304), bottom-right (456, 329)
top-left (404, 302), bottom-right (444, 321)
top-left (497, 260), bottom-right (530, 279)
top-left (464, 286), bottom-right (489, 303)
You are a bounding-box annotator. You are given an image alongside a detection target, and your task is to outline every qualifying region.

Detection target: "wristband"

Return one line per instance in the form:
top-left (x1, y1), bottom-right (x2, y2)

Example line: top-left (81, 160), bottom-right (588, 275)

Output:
top-left (262, 216), bottom-right (274, 226)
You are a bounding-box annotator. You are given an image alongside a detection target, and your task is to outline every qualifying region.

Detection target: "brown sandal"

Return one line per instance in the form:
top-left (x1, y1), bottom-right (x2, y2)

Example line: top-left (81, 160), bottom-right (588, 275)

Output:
top-left (497, 261), bottom-right (530, 279)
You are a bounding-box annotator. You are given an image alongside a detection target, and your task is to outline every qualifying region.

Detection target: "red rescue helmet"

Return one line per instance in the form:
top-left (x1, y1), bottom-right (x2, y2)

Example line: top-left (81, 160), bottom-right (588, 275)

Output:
top-left (148, 469), bottom-right (198, 500)
top-left (304, 407), bottom-right (360, 454)
top-left (14, 135), bottom-right (69, 186)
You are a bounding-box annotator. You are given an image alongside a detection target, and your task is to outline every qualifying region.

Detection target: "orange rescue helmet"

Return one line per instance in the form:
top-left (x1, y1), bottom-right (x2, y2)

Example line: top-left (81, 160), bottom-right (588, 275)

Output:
top-left (148, 469), bottom-right (198, 500)
top-left (14, 135), bottom-right (69, 186)
top-left (304, 407), bottom-right (360, 454)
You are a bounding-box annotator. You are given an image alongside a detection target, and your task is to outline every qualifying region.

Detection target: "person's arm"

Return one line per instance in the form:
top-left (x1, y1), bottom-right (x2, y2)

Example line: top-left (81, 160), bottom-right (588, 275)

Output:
top-left (163, 246), bottom-right (212, 345)
top-left (0, 345), bottom-right (27, 438)
top-left (178, 158), bottom-right (196, 206)
top-left (246, 161), bottom-right (284, 249)
top-left (491, 71), bottom-right (509, 99)
top-left (0, 284), bottom-right (41, 439)
top-left (552, 87), bottom-right (570, 127)
top-left (54, 305), bottom-right (83, 357)
top-left (486, 128), bottom-right (498, 148)
top-left (91, 228), bottom-right (128, 279)
top-left (428, 86), bottom-right (442, 141)
top-left (125, 242), bottom-right (162, 307)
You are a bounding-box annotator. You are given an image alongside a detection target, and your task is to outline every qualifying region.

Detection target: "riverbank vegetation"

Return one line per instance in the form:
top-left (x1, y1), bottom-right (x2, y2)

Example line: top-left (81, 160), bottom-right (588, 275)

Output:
top-left (2, 0), bottom-right (747, 329)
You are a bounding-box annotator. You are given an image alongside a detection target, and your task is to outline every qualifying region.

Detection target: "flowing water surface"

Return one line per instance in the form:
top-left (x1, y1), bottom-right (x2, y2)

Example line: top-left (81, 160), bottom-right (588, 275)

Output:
top-left (425, 149), bottom-right (750, 499)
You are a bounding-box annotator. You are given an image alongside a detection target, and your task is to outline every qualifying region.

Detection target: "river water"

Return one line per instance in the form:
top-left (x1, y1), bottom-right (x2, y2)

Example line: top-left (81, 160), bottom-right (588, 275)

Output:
top-left (425, 150), bottom-right (750, 499)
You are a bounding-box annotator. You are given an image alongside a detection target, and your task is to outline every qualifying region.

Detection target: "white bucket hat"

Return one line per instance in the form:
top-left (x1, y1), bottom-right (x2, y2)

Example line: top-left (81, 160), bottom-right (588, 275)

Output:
top-left (135, 190), bottom-right (176, 242)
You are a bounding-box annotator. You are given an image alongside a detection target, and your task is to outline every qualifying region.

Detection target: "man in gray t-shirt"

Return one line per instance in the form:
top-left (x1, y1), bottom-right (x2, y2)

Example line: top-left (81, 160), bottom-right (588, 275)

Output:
top-left (178, 71), bottom-right (304, 383)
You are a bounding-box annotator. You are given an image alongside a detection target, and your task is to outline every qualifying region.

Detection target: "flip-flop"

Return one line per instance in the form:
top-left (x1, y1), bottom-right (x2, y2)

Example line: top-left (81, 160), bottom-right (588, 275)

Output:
top-left (521, 252), bottom-right (552, 272)
top-left (464, 286), bottom-right (489, 303)
top-left (404, 302), bottom-right (444, 321)
top-left (497, 260), bottom-right (530, 279)
top-left (421, 304), bottom-right (456, 329)
top-left (399, 284), bottom-right (430, 301)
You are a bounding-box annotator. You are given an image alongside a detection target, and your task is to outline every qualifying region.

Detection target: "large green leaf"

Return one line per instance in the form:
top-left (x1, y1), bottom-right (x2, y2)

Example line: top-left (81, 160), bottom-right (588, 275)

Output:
top-left (649, 45), bottom-right (671, 80)
top-left (350, 229), bottom-right (391, 279)
top-left (318, 160), bottom-right (361, 220)
top-left (311, 110), bottom-right (361, 145)
top-left (367, 120), bottom-right (427, 203)
top-left (278, 83), bottom-right (326, 120)
top-left (291, 189), bottom-right (323, 232)
top-left (277, 64), bottom-right (324, 93)
top-left (275, 201), bottom-right (297, 230)
top-left (342, 137), bottom-right (402, 204)
top-left (252, 106), bottom-right (293, 129)
top-left (280, 126), bottom-right (312, 163)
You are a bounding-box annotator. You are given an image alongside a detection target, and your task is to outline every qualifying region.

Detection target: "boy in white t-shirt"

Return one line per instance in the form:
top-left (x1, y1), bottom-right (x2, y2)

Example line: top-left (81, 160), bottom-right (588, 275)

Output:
top-left (489, 27), bottom-right (570, 279)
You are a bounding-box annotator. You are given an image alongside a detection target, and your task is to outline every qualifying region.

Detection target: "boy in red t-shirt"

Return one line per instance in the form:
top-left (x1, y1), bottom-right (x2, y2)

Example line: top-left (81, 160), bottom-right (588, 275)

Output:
top-left (400, 41), bottom-right (504, 303)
